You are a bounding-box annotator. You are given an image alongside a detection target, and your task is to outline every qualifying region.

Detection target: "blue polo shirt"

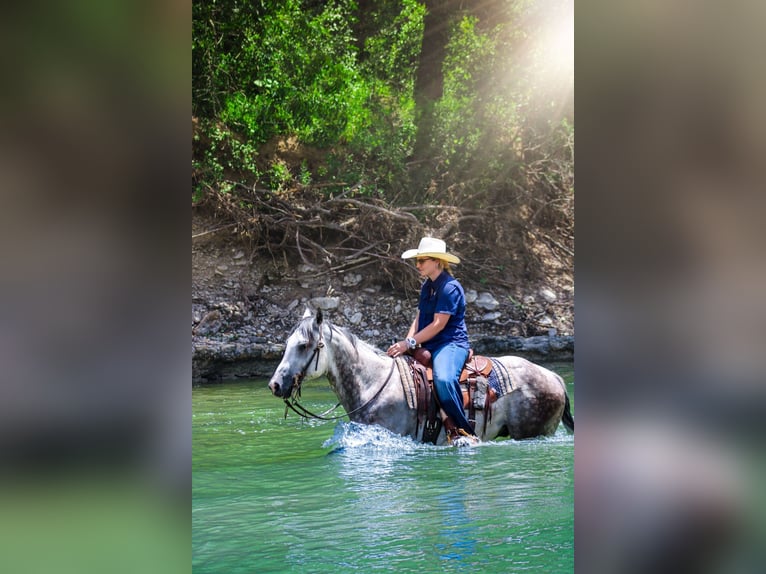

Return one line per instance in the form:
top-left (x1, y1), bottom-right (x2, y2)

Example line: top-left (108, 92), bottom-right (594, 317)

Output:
top-left (417, 271), bottom-right (470, 351)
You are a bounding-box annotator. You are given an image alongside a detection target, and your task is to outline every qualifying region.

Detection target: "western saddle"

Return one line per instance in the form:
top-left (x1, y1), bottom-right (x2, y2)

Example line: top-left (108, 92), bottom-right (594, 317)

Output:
top-left (407, 347), bottom-right (496, 443)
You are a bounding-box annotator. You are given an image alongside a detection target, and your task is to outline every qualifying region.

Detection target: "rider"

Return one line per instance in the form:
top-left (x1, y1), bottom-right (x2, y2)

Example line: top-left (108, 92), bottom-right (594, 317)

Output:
top-left (386, 237), bottom-right (478, 444)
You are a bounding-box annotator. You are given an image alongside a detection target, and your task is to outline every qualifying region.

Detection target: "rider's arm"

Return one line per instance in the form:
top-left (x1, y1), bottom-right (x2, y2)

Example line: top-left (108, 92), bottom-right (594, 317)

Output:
top-left (412, 312), bottom-right (449, 346)
top-left (405, 313), bottom-right (419, 339)
top-left (389, 311), bottom-right (450, 357)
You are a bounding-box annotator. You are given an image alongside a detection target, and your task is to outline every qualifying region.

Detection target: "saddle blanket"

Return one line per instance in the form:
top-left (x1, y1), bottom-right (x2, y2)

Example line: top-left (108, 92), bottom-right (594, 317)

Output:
top-left (487, 358), bottom-right (514, 397)
top-left (395, 356), bottom-right (418, 410)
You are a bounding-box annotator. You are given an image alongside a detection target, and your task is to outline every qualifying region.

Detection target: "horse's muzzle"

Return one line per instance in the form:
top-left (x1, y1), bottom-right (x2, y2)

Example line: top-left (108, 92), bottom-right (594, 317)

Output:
top-left (268, 374), bottom-right (294, 397)
top-left (268, 379), bottom-right (283, 397)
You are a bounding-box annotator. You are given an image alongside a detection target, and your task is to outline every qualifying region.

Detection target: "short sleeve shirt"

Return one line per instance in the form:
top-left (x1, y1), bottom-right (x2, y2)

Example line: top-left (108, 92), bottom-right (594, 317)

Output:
top-left (417, 271), bottom-right (470, 351)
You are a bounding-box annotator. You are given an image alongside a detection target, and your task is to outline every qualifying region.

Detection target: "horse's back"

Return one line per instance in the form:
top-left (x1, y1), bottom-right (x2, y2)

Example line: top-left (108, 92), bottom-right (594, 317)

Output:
top-left (490, 355), bottom-right (567, 438)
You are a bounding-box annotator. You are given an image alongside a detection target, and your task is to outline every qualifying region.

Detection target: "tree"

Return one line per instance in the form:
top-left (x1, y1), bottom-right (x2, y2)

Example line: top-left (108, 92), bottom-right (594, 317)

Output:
top-left (412, 0), bottom-right (462, 160)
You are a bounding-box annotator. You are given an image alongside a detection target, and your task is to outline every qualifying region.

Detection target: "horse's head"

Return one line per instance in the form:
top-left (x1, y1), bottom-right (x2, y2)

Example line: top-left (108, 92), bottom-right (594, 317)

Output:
top-left (268, 308), bottom-right (328, 398)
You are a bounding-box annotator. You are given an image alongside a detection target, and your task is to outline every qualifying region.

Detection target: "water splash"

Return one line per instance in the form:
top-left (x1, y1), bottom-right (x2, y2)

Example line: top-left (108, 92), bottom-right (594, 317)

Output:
top-left (322, 422), bottom-right (434, 485)
top-left (323, 421), bottom-right (423, 454)
top-left (323, 421), bottom-right (572, 453)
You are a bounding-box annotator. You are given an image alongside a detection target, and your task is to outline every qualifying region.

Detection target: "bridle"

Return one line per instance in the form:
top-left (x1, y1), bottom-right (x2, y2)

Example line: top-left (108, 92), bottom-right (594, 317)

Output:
top-left (282, 325), bottom-right (396, 422)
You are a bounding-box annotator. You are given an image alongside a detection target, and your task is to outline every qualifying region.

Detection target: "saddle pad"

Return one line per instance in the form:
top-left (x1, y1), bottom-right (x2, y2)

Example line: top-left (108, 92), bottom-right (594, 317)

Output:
top-left (487, 358), bottom-right (514, 397)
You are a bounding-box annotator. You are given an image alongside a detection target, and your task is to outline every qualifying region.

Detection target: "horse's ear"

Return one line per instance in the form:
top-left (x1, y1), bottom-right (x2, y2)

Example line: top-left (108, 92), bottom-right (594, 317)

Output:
top-left (316, 308), bottom-right (323, 325)
top-left (302, 307), bottom-right (312, 319)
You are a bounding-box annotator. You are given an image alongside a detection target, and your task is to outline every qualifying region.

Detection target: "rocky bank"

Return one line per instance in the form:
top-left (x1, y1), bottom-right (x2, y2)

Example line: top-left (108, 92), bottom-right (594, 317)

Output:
top-left (192, 215), bottom-right (574, 385)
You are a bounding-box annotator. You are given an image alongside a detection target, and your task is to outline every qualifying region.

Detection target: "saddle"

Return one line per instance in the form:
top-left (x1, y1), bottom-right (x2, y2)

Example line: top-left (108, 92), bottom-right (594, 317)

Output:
top-left (407, 348), bottom-right (498, 443)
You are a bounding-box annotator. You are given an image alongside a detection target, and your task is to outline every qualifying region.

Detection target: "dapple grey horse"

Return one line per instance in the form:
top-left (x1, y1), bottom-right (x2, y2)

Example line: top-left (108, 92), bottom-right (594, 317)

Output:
top-left (268, 309), bottom-right (573, 445)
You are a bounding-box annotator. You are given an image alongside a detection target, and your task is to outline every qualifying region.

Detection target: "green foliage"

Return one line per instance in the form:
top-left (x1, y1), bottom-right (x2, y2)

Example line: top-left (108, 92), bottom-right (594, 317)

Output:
top-left (192, 121), bottom-right (261, 192)
top-left (358, 0), bottom-right (425, 88)
top-left (434, 16), bottom-right (495, 171)
top-left (299, 161), bottom-right (313, 186)
top-left (195, 0), bottom-right (367, 147)
top-left (268, 161), bottom-right (292, 192)
top-left (193, 0), bottom-right (573, 223)
top-left (193, 0), bottom-right (425, 195)
top-left (431, 3), bottom-right (573, 208)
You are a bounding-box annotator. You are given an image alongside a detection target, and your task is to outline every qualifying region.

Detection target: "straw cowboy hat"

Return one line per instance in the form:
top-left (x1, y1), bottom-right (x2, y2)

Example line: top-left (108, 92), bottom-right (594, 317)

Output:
top-left (401, 237), bottom-right (461, 264)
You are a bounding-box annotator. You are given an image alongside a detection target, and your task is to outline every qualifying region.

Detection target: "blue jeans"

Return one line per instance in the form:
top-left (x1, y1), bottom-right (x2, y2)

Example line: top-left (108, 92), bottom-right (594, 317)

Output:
top-left (431, 344), bottom-right (473, 435)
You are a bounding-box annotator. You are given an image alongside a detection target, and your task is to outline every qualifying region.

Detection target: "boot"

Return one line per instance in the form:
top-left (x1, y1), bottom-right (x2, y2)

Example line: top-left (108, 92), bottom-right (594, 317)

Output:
top-left (443, 417), bottom-right (479, 447)
top-left (449, 428), bottom-right (480, 447)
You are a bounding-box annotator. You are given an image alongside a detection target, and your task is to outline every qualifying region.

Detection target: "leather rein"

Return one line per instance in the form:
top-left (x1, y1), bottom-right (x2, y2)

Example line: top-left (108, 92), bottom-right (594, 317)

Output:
top-left (282, 328), bottom-right (396, 422)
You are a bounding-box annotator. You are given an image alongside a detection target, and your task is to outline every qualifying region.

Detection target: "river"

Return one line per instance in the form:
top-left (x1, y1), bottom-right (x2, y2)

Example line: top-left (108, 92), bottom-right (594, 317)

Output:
top-left (193, 364), bottom-right (573, 573)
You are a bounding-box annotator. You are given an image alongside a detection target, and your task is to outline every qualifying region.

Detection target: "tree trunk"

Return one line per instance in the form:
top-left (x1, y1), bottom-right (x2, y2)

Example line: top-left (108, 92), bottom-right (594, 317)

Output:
top-left (412, 0), bottom-right (461, 161)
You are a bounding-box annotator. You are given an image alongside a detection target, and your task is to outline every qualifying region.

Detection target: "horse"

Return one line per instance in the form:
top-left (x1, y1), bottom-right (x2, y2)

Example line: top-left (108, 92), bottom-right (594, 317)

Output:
top-left (268, 308), bottom-right (574, 445)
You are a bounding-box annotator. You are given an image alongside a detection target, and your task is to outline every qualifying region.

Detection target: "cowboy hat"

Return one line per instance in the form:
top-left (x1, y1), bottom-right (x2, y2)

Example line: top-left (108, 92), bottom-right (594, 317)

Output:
top-left (401, 237), bottom-right (460, 264)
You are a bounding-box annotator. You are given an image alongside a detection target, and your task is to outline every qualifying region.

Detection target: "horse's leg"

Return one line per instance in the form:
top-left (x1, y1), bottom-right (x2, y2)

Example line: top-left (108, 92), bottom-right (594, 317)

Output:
top-left (357, 366), bottom-right (421, 439)
top-left (473, 407), bottom-right (505, 442)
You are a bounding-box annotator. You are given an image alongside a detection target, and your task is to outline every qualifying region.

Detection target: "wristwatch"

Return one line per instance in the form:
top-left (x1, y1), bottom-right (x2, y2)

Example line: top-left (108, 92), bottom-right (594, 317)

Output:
top-left (406, 337), bottom-right (418, 350)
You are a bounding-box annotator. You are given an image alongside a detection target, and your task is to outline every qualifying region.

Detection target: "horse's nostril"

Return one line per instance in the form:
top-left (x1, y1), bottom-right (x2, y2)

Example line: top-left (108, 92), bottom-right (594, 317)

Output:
top-left (269, 381), bottom-right (280, 395)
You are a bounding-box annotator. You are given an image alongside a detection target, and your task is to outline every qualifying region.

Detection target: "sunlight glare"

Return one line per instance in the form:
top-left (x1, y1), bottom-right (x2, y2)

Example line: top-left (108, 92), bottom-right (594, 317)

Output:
top-left (535, 0), bottom-right (574, 90)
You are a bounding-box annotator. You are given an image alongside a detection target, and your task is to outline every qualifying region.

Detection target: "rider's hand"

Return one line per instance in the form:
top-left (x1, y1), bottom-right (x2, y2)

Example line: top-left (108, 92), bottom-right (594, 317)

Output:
top-left (387, 341), bottom-right (406, 357)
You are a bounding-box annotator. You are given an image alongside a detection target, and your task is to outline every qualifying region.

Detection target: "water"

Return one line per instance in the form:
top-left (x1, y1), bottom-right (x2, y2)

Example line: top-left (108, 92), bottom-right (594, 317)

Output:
top-left (193, 365), bottom-right (574, 573)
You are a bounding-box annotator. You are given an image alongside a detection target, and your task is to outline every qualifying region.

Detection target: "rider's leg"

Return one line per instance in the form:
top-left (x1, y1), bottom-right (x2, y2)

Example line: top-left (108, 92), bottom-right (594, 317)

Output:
top-left (431, 344), bottom-right (474, 436)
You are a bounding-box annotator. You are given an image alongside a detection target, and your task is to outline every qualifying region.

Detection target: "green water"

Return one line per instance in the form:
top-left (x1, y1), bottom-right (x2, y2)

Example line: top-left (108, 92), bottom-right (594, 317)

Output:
top-left (193, 364), bottom-right (574, 573)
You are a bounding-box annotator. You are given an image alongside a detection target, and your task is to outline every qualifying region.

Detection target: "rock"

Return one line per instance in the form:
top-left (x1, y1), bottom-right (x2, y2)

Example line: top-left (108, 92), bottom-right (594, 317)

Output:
top-left (192, 209), bottom-right (573, 384)
top-left (342, 306), bottom-right (356, 319)
top-left (342, 273), bottom-right (362, 287)
top-left (310, 296), bottom-right (340, 310)
top-left (194, 310), bottom-right (222, 335)
top-left (540, 288), bottom-right (557, 303)
top-left (550, 335), bottom-right (571, 350)
top-left (476, 292), bottom-right (499, 311)
top-left (481, 312), bottom-right (502, 322)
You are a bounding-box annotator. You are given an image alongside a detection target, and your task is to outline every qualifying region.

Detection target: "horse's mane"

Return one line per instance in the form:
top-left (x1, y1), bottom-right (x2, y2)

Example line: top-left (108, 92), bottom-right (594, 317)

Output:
top-left (290, 318), bottom-right (315, 341)
top-left (291, 316), bottom-right (387, 358)
top-left (330, 322), bottom-right (387, 358)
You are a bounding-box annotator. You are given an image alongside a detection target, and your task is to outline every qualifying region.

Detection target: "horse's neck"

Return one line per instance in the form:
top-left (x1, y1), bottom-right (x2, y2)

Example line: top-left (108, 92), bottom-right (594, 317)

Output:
top-left (325, 333), bottom-right (390, 410)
